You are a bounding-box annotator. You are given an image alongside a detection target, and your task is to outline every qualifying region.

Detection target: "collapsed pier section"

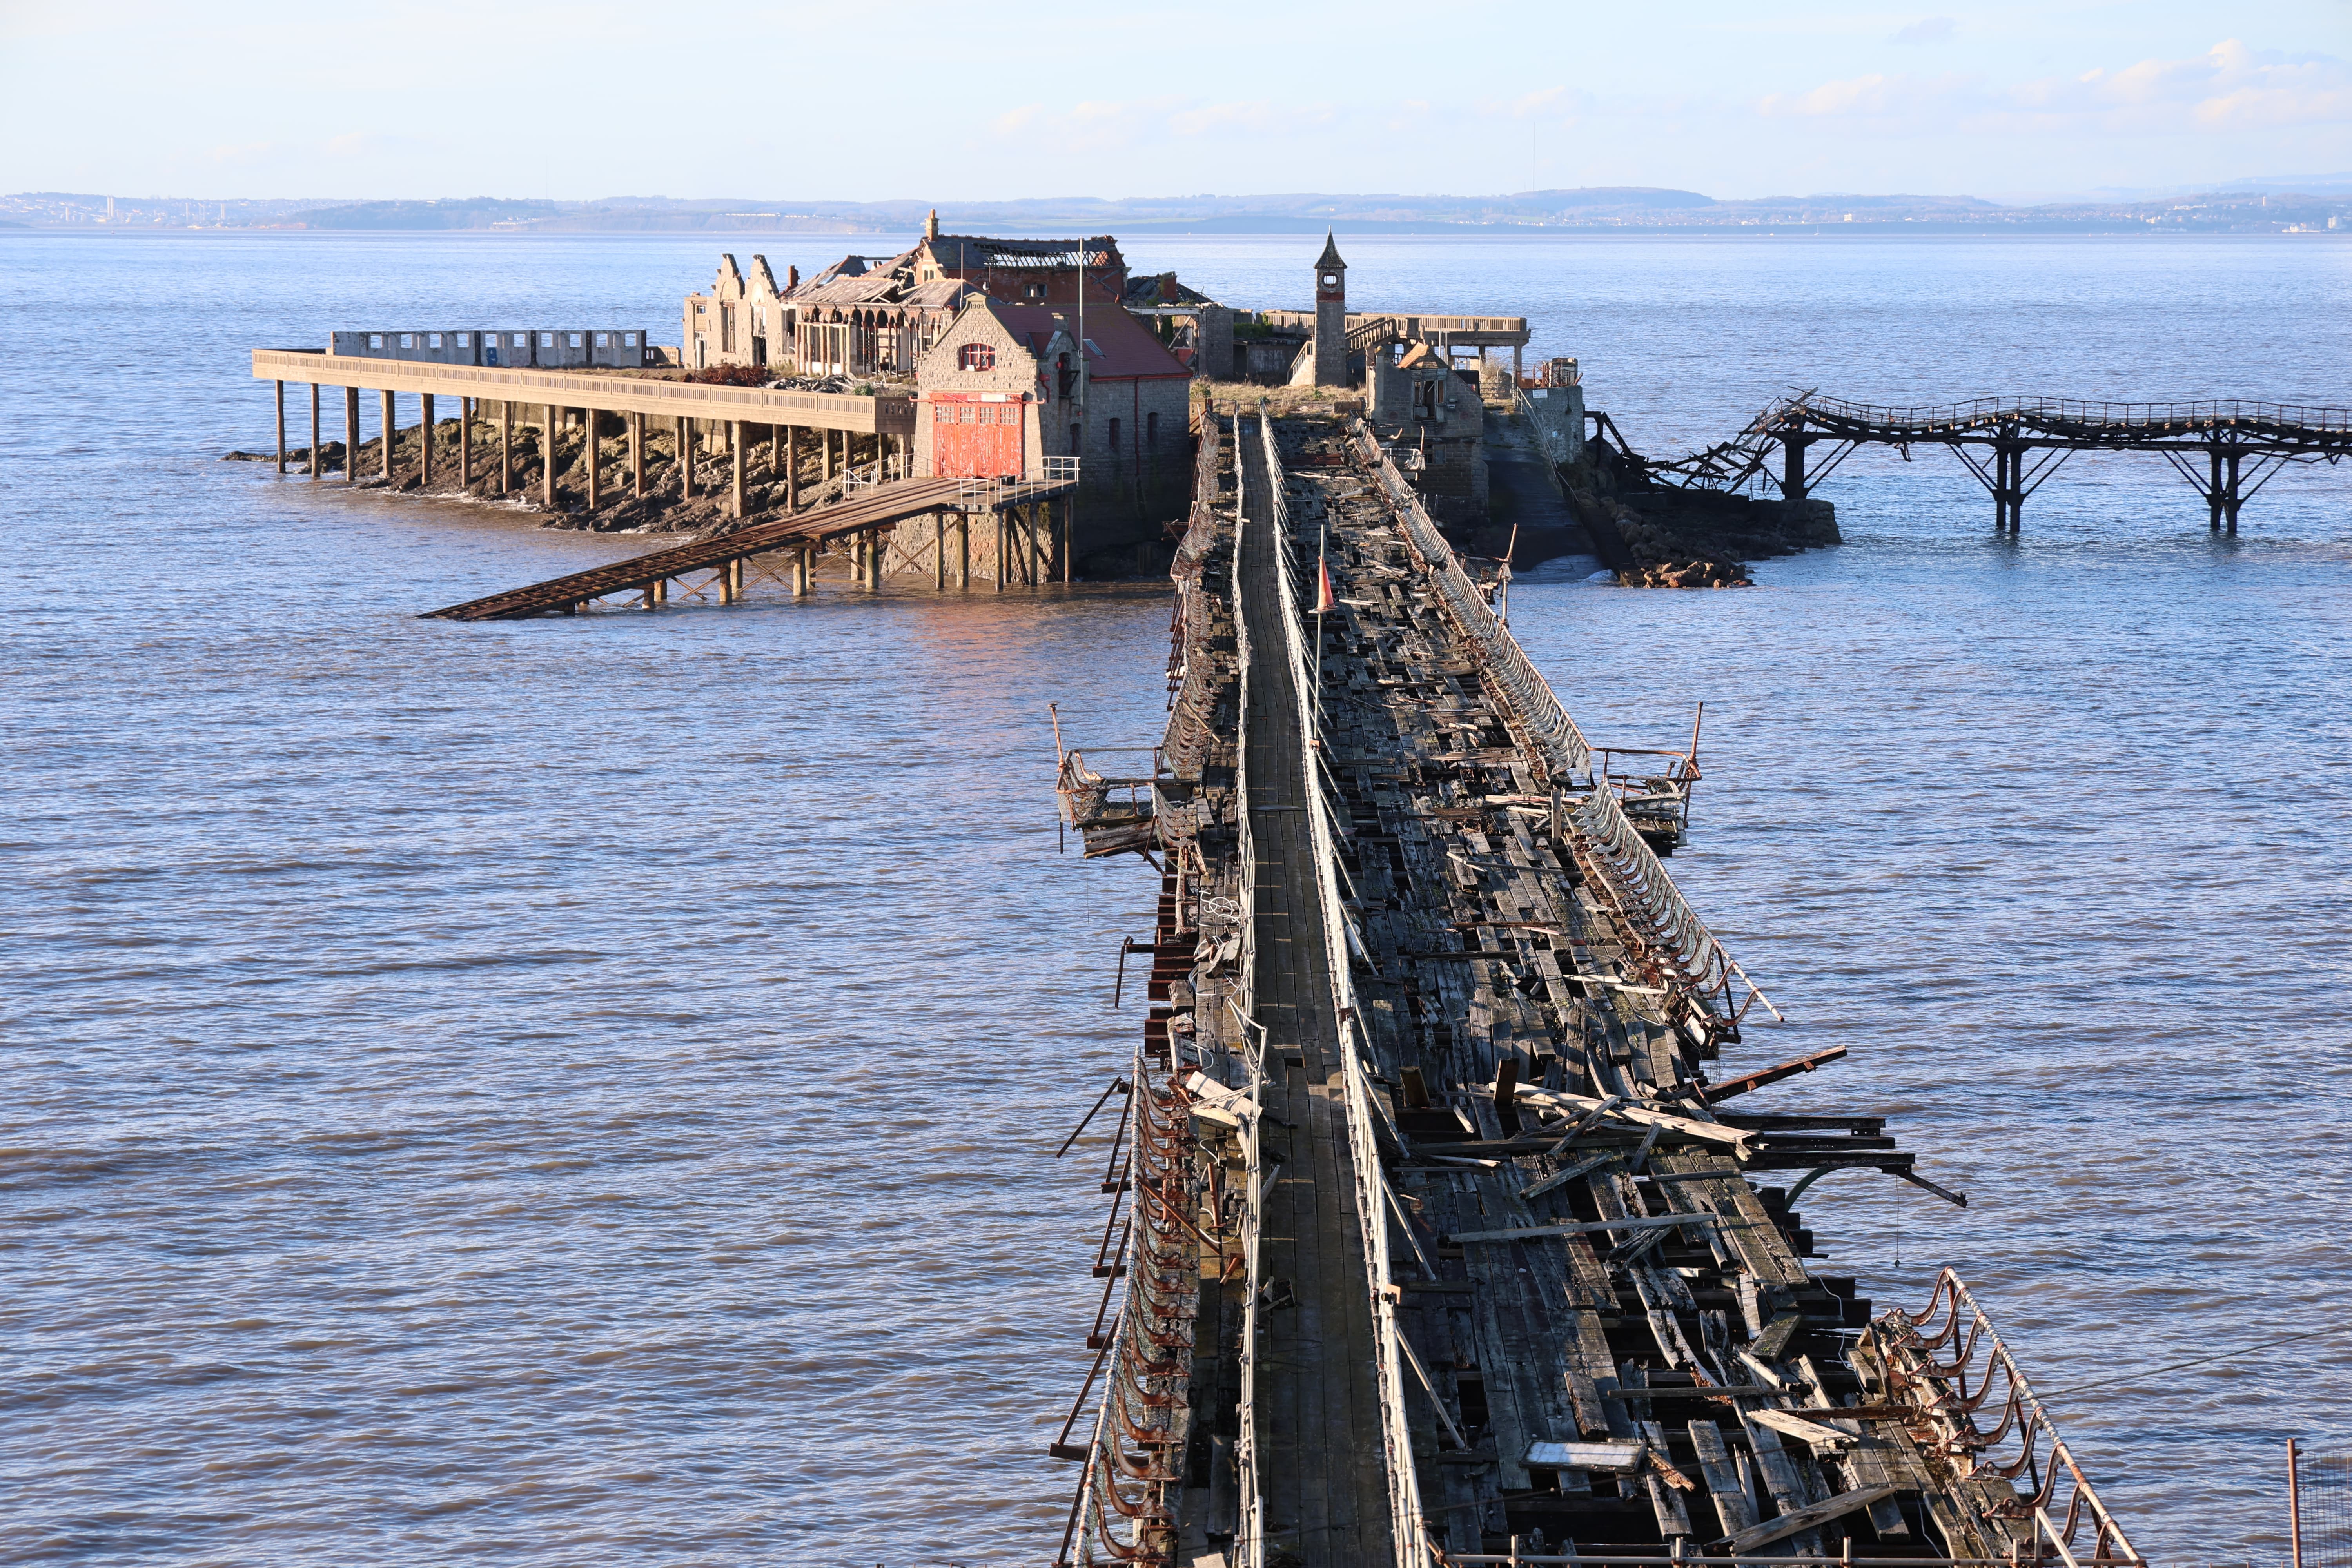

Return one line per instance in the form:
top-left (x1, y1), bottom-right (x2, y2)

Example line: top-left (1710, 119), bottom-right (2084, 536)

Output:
top-left (1052, 412), bottom-right (2143, 1568)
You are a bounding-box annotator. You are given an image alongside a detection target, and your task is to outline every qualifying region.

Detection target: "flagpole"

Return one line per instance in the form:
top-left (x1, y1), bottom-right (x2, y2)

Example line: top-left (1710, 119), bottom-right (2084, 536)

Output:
top-left (1313, 513), bottom-right (1328, 738)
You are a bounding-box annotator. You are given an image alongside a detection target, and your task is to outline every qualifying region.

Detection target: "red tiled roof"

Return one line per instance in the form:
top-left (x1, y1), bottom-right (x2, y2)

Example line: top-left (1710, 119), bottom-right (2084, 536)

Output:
top-left (982, 300), bottom-right (1189, 381)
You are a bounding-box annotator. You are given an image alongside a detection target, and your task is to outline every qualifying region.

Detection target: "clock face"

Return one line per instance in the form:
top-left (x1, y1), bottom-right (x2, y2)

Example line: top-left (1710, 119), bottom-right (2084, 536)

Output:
top-left (1321, 274), bottom-right (1339, 287)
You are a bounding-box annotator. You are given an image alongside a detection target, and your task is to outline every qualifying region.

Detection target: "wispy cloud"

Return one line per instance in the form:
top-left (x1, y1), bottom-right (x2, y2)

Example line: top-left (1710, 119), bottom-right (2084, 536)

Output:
top-left (1892, 16), bottom-right (1956, 45)
top-left (1757, 39), bottom-right (2352, 135)
top-left (1758, 72), bottom-right (1969, 121)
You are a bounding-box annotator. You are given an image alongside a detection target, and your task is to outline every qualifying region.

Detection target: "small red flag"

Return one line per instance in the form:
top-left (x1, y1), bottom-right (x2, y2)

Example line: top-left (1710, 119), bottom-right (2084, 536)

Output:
top-left (1316, 558), bottom-right (1335, 614)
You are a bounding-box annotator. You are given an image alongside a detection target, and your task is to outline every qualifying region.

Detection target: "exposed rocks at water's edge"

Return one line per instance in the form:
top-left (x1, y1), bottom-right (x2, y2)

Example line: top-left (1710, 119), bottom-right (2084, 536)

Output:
top-left (1563, 437), bottom-right (1840, 587)
top-left (1456, 393), bottom-right (1839, 588)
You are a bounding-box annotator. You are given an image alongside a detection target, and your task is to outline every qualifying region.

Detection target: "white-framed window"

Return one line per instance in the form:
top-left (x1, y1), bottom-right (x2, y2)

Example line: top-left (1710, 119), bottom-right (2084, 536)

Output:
top-left (568, 332), bottom-right (581, 347)
top-left (456, 332), bottom-right (470, 347)
top-left (540, 333), bottom-right (555, 347)
top-left (399, 333), bottom-right (414, 348)
top-left (595, 332), bottom-right (608, 347)
top-left (428, 332), bottom-right (443, 348)
top-left (958, 343), bottom-right (996, 371)
top-left (513, 334), bottom-right (527, 347)
top-left (624, 333), bottom-right (637, 347)
top-left (369, 334), bottom-right (384, 349)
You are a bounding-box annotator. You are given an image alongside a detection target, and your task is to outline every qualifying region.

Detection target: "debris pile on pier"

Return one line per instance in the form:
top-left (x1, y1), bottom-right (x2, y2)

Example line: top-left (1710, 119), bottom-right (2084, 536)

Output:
top-left (1051, 409), bottom-right (2138, 1568)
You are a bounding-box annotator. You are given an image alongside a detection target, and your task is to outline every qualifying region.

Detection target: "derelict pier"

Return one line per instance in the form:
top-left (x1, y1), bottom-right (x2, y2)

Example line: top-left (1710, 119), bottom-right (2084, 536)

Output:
top-left (1049, 411), bottom-right (2141, 1568)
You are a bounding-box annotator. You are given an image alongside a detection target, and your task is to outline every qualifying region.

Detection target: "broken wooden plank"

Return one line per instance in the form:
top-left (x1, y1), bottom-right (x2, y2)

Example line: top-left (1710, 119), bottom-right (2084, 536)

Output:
top-left (1747, 1406), bottom-right (1855, 1448)
top-left (1702, 1045), bottom-right (1849, 1102)
top-left (1687, 1418), bottom-right (1759, 1535)
top-left (1714, 1481), bottom-right (1900, 1552)
top-left (1446, 1212), bottom-right (1720, 1245)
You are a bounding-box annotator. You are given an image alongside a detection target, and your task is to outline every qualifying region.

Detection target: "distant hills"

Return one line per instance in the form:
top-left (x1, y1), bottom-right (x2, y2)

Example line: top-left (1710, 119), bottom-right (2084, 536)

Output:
top-left (5, 184), bottom-right (2347, 236)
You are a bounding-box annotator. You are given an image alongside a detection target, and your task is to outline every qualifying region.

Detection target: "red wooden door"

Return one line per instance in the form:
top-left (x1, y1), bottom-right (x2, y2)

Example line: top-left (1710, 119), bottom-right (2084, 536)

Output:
top-left (931, 396), bottom-right (1025, 479)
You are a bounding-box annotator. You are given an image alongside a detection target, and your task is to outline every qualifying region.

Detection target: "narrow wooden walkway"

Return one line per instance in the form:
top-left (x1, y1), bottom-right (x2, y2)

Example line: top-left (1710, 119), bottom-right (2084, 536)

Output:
top-left (1238, 419), bottom-right (1395, 1565)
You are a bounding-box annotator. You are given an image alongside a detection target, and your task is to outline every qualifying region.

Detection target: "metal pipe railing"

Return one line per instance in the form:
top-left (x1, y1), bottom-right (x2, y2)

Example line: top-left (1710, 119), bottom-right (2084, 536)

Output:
top-left (1348, 423), bottom-right (1590, 779)
top-left (1347, 423), bottom-right (1774, 1032)
top-left (1874, 1270), bottom-right (2147, 1568)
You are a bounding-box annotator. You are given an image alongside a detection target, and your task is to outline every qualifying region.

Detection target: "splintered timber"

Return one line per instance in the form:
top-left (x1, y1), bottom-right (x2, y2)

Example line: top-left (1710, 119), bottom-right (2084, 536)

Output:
top-left (1047, 410), bottom-right (2139, 1568)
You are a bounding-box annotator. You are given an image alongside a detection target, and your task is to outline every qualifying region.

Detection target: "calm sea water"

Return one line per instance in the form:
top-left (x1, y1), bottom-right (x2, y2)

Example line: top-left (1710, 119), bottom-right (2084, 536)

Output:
top-left (2, 230), bottom-right (2347, 1564)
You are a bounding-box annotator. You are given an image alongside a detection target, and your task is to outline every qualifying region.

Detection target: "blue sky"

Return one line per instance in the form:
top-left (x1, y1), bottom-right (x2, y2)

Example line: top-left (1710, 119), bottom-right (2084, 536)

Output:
top-left (2, 0), bottom-right (2346, 201)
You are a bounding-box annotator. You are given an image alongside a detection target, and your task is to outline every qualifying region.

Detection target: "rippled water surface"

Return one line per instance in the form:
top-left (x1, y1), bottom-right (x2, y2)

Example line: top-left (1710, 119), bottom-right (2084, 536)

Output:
top-left (2, 231), bottom-right (2347, 1564)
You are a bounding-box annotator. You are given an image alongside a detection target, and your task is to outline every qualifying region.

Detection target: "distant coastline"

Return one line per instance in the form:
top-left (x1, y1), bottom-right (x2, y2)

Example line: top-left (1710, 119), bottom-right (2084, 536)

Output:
top-left (7, 182), bottom-right (2348, 237)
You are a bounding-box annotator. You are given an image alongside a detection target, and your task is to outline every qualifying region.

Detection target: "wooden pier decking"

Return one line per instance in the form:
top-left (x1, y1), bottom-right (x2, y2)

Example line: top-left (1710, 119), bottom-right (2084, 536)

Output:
top-left (1235, 426), bottom-right (1396, 1564)
top-left (1054, 410), bottom-right (2140, 1568)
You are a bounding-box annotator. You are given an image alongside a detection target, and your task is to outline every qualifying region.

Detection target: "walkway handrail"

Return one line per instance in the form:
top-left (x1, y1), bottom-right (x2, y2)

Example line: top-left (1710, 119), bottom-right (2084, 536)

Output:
top-left (1874, 1269), bottom-right (2147, 1568)
top-left (1258, 409), bottom-right (1432, 1568)
top-left (1068, 425), bottom-right (1230, 1568)
top-left (1224, 415), bottom-right (1270, 1568)
top-left (1765, 392), bottom-right (2352, 437)
top-left (1347, 423), bottom-right (1591, 779)
top-left (1348, 424), bottom-right (1774, 1031)
top-left (1568, 782), bottom-right (1780, 1027)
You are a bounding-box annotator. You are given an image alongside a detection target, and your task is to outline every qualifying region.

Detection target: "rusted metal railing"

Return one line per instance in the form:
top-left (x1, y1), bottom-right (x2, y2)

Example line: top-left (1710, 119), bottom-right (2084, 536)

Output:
top-left (1225, 415), bottom-right (1270, 1567)
top-left (1869, 1270), bottom-right (2146, 1568)
top-left (1568, 781), bottom-right (1780, 1033)
top-left (1348, 423), bottom-right (1773, 1036)
top-left (1349, 422), bottom-right (1590, 780)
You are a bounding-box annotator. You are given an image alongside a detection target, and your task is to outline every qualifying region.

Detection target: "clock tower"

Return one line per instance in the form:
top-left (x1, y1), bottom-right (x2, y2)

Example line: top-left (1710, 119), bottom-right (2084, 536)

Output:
top-left (1312, 231), bottom-right (1348, 387)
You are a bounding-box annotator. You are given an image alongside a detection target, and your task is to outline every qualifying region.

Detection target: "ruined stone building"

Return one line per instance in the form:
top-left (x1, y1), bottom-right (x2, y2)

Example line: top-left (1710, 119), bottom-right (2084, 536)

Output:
top-left (680, 212), bottom-right (1143, 379)
top-left (1368, 338), bottom-right (1489, 523)
top-left (913, 294), bottom-right (1192, 543)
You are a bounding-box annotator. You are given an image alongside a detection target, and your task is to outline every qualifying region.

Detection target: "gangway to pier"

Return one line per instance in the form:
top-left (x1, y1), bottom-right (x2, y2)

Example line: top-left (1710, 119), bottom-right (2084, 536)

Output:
top-left (419, 473), bottom-right (1074, 620)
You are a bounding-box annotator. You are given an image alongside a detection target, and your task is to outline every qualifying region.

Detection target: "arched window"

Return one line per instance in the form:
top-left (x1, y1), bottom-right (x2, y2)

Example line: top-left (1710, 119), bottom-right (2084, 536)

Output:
top-left (959, 343), bottom-right (996, 372)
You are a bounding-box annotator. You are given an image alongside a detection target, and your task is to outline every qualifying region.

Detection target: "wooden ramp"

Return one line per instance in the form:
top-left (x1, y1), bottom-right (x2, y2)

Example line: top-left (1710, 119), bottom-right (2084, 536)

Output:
top-left (420, 477), bottom-right (1039, 620)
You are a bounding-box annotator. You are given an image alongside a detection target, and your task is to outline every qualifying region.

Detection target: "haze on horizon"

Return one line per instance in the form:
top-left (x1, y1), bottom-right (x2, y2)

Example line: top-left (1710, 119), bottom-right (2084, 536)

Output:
top-left (2, 0), bottom-right (2346, 205)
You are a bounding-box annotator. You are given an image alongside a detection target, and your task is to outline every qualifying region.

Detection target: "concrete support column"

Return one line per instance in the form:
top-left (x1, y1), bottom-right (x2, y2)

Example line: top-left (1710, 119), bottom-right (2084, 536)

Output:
top-left (380, 389), bottom-right (396, 483)
top-left (543, 405), bottom-right (557, 508)
top-left (994, 511), bottom-right (1006, 591)
top-left (786, 426), bottom-right (799, 510)
top-left (681, 418), bottom-right (696, 499)
top-left (274, 379), bottom-right (286, 473)
top-left (499, 401), bottom-right (512, 494)
top-left (824, 429), bottom-right (835, 483)
top-left (730, 420), bottom-right (745, 519)
top-left (630, 414), bottom-right (644, 497)
top-left (584, 409), bottom-right (601, 510)
top-left (345, 386), bottom-right (360, 485)
top-left (460, 397), bottom-right (472, 488)
top-left (420, 392), bottom-right (435, 486)
top-left (1513, 343), bottom-right (1523, 387)
top-left (308, 383), bottom-right (321, 480)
